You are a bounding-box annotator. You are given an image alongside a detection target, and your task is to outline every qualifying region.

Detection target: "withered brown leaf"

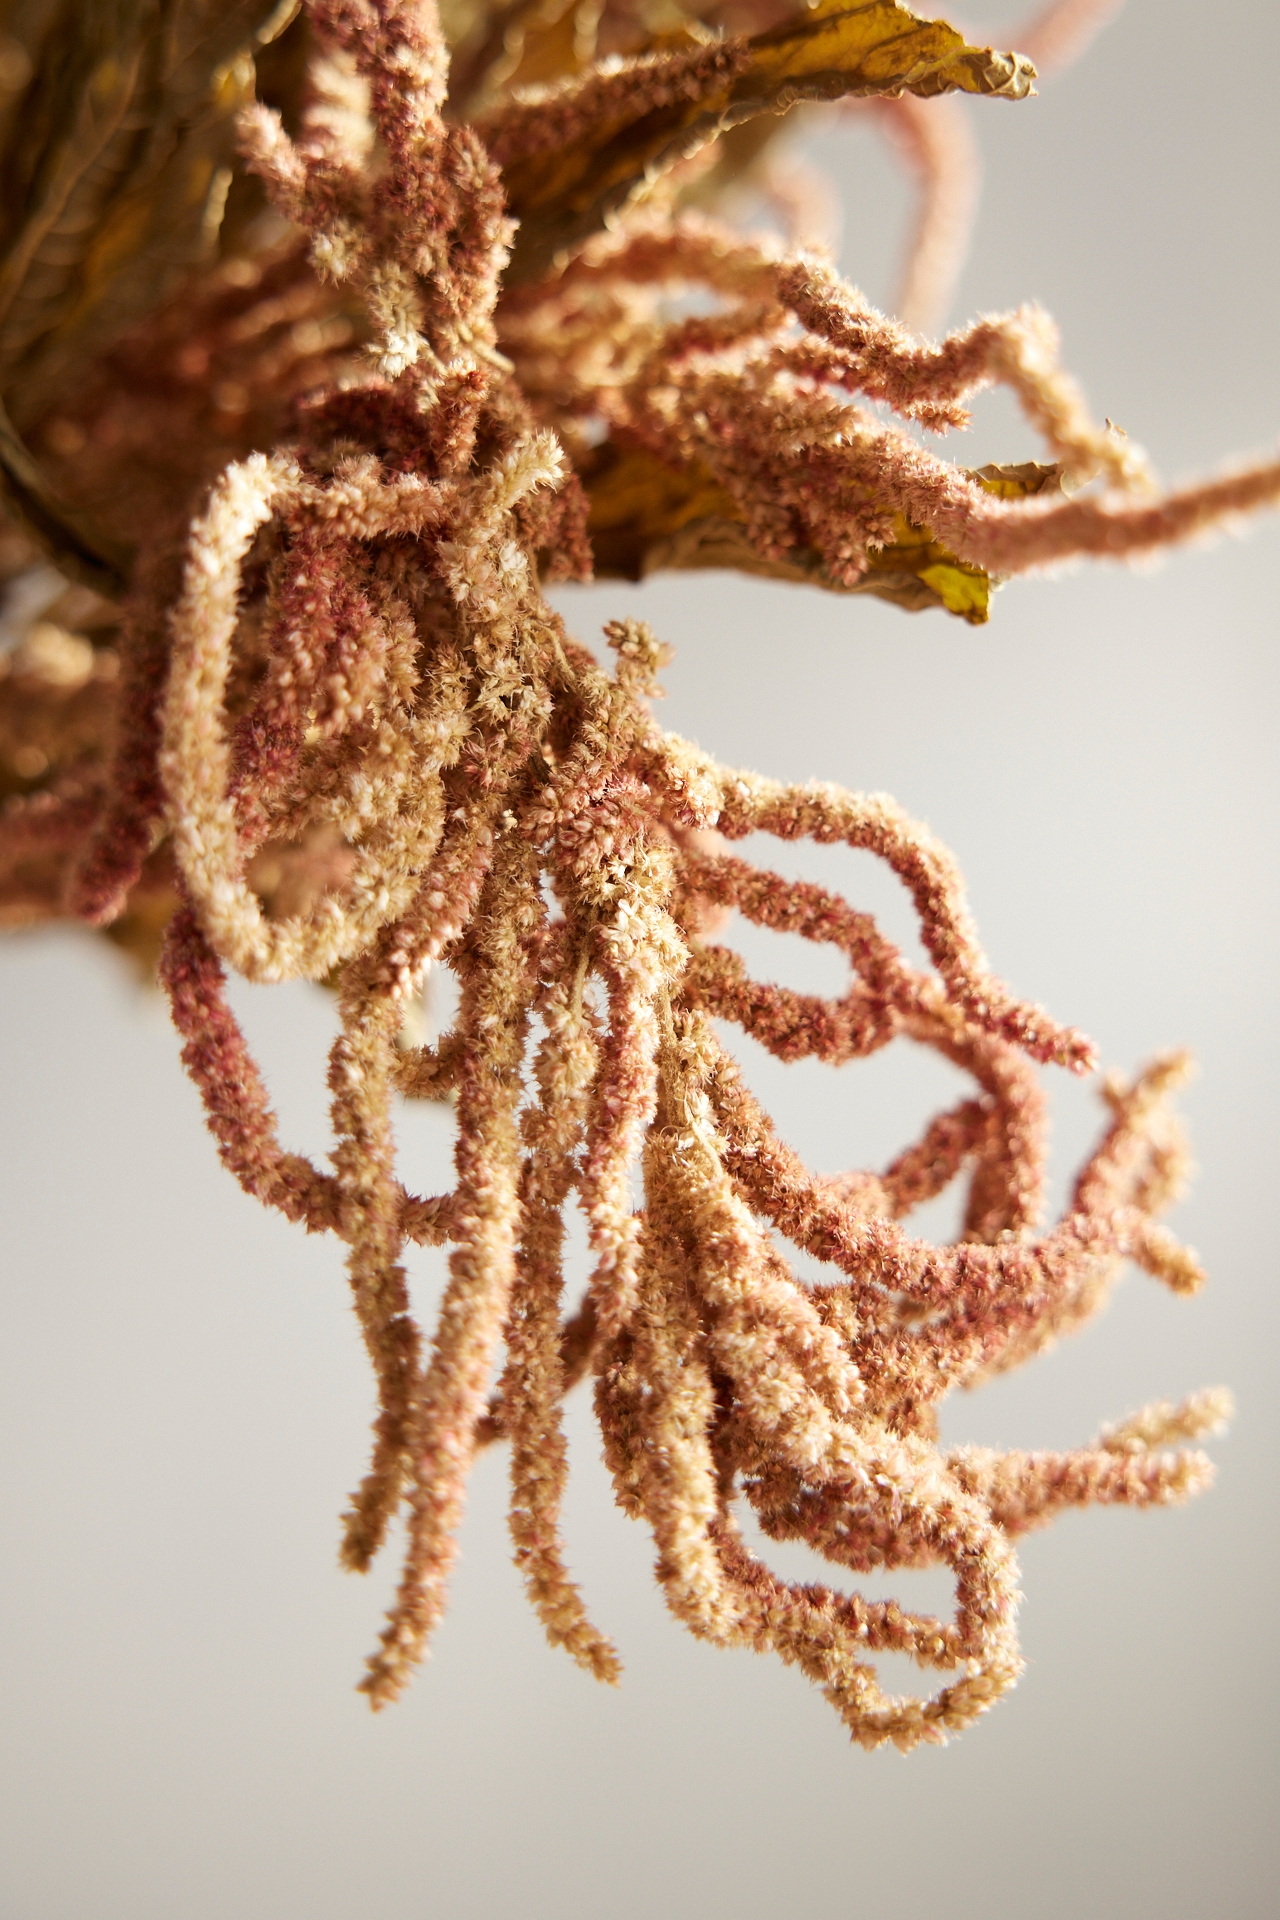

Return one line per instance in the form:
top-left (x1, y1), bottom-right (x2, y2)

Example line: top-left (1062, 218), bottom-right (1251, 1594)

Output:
top-left (489, 0), bottom-right (1035, 278)
top-left (0, 0), bottom-right (291, 580)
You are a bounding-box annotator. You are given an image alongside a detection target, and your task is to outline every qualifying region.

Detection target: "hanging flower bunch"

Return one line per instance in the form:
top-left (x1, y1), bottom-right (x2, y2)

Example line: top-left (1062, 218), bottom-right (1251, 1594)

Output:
top-left (0, 0), bottom-right (1266, 1749)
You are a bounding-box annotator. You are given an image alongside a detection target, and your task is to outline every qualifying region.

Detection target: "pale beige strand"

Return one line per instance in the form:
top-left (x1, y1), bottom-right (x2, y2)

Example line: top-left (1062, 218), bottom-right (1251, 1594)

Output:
top-left (501, 958), bottom-right (622, 1681)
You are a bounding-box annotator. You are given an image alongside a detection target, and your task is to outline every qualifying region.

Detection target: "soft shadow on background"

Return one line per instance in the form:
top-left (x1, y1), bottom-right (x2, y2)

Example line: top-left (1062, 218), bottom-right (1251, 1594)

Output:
top-left (2, 4), bottom-right (1277, 1916)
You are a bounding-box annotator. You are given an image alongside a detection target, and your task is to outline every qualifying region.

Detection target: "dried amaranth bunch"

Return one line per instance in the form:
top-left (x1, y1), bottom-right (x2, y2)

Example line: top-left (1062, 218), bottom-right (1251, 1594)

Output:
top-left (0, 0), bottom-right (1267, 1750)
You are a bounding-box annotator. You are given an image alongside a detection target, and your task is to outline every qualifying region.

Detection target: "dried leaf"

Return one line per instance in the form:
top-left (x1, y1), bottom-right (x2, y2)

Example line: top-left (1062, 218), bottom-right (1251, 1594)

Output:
top-left (450, 0), bottom-right (599, 115)
top-left (579, 440), bottom-right (1060, 623)
top-left (0, 394), bottom-right (131, 590)
top-left (745, 0), bottom-right (1032, 103)
top-left (490, 0), bottom-right (1035, 277)
top-left (0, 1), bottom-right (293, 417)
top-left (0, 0), bottom-right (291, 580)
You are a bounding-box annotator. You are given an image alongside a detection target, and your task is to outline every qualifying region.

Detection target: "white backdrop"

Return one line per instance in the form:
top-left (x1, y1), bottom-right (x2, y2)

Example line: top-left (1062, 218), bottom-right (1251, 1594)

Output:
top-left (2, 4), bottom-right (1277, 1915)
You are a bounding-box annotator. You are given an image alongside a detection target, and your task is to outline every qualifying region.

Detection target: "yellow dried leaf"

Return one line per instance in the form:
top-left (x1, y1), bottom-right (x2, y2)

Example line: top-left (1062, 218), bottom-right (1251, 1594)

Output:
top-left (743, 0), bottom-right (1033, 104)
top-left (451, 0), bottom-right (601, 114)
top-left (580, 440), bottom-right (1059, 623)
top-left (494, 1), bottom-right (1034, 275)
top-left (584, 438), bottom-right (742, 569)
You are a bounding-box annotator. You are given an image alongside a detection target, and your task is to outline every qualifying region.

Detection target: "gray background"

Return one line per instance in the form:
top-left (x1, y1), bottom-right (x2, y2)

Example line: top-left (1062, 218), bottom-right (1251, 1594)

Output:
top-left (2, 2), bottom-right (1277, 1914)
